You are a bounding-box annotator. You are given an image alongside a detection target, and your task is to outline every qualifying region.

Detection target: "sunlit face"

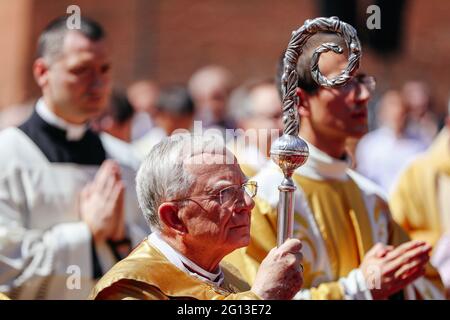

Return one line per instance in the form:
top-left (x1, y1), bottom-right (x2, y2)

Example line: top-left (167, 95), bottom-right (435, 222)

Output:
top-left (39, 31), bottom-right (112, 123)
top-left (301, 53), bottom-right (372, 140)
top-left (180, 153), bottom-right (255, 255)
top-left (248, 84), bottom-right (283, 132)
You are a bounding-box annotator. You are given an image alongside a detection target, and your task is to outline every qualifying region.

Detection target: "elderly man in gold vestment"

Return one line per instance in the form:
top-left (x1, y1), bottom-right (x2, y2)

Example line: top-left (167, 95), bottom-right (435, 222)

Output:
top-left (90, 133), bottom-right (303, 300)
top-left (390, 110), bottom-right (450, 297)
top-left (224, 32), bottom-right (445, 300)
top-left (0, 292), bottom-right (9, 300)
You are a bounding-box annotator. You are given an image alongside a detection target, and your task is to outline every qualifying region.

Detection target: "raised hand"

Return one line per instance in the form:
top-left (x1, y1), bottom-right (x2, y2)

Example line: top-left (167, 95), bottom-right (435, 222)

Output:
top-left (79, 160), bottom-right (125, 242)
top-left (361, 241), bottom-right (431, 299)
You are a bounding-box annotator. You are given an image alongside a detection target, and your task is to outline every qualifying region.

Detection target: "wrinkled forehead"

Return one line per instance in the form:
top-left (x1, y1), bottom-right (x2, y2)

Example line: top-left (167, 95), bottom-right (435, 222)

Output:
top-left (184, 151), bottom-right (237, 170)
top-left (183, 152), bottom-right (243, 184)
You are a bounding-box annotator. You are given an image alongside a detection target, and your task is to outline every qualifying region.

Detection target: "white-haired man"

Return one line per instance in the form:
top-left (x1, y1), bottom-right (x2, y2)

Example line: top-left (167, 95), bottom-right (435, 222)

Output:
top-left (90, 134), bottom-right (303, 300)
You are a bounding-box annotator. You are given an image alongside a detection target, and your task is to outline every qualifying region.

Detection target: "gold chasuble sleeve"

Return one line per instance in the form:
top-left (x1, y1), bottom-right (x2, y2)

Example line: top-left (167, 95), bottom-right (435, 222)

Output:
top-left (224, 194), bottom-right (346, 300)
top-left (389, 160), bottom-right (442, 248)
top-left (224, 173), bottom-right (445, 299)
top-left (390, 129), bottom-right (450, 248)
top-left (0, 292), bottom-right (10, 300)
top-left (94, 279), bottom-right (170, 300)
top-left (90, 241), bottom-right (261, 300)
top-left (93, 279), bottom-right (260, 300)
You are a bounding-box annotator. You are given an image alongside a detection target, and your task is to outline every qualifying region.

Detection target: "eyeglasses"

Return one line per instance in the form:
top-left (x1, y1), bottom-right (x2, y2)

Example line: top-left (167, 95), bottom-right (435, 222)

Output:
top-left (218, 181), bottom-right (258, 205)
top-left (168, 181), bottom-right (258, 206)
top-left (340, 74), bottom-right (377, 93)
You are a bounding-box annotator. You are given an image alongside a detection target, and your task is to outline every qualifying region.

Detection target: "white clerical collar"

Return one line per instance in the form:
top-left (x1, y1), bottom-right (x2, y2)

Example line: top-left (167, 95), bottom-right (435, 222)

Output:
top-left (296, 139), bottom-right (350, 181)
top-left (148, 232), bottom-right (224, 286)
top-left (36, 98), bottom-right (88, 141)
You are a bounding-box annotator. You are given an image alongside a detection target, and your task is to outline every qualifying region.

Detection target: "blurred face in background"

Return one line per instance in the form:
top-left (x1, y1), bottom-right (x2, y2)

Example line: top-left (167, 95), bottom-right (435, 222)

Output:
top-left (378, 90), bottom-right (408, 135)
top-left (402, 81), bottom-right (431, 119)
top-left (204, 84), bottom-right (230, 121)
top-left (34, 31), bottom-right (112, 124)
top-left (248, 84), bottom-right (283, 132)
top-left (127, 81), bottom-right (160, 116)
top-left (241, 84), bottom-right (283, 154)
top-left (189, 66), bottom-right (233, 124)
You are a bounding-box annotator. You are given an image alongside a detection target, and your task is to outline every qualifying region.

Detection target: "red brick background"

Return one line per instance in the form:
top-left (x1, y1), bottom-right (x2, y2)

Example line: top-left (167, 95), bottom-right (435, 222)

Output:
top-left (0, 0), bottom-right (449, 115)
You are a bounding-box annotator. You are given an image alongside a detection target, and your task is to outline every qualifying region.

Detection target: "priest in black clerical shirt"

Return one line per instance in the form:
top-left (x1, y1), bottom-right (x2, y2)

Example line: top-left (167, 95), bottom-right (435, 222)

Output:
top-left (19, 98), bottom-right (106, 165)
top-left (0, 16), bottom-right (148, 300)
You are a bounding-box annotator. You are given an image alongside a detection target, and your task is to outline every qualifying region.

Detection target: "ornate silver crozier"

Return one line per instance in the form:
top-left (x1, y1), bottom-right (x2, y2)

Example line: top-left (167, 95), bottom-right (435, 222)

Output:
top-left (271, 16), bottom-right (362, 247)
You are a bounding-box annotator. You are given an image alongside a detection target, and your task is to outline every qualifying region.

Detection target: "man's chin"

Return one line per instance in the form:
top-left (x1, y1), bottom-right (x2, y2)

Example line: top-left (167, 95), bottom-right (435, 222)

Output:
top-left (348, 126), bottom-right (368, 138)
top-left (348, 132), bottom-right (367, 140)
top-left (226, 233), bottom-right (251, 250)
top-left (81, 105), bottom-right (106, 118)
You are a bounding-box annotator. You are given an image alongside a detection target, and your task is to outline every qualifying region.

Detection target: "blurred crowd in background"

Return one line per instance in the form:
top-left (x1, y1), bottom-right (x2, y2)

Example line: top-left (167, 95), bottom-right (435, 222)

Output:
top-left (1, 0), bottom-right (450, 300)
top-left (0, 63), bottom-right (446, 195)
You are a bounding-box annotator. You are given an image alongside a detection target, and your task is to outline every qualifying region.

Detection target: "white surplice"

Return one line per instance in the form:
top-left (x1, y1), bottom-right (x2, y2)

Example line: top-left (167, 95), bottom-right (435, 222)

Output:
top-left (0, 127), bottom-right (149, 300)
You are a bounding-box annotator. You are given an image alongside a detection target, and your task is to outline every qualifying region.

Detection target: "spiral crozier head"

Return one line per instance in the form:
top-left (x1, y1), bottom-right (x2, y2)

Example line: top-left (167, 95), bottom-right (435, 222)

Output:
top-left (270, 16), bottom-right (362, 179)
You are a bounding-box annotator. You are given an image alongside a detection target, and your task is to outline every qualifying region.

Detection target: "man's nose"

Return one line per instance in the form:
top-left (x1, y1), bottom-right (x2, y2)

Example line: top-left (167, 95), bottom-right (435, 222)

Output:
top-left (235, 191), bottom-right (255, 213)
top-left (91, 70), bottom-right (110, 88)
top-left (354, 82), bottom-right (371, 103)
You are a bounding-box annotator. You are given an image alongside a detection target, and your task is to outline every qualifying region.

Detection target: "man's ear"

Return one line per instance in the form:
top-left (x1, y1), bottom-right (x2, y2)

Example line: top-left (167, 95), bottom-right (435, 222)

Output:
top-left (158, 203), bottom-right (187, 234)
top-left (296, 88), bottom-right (311, 118)
top-left (33, 58), bottom-right (50, 88)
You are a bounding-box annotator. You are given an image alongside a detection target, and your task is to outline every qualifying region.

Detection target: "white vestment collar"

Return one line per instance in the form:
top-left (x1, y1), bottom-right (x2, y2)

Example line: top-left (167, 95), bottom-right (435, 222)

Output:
top-left (296, 139), bottom-right (350, 181)
top-left (36, 98), bottom-right (88, 141)
top-left (148, 232), bottom-right (224, 286)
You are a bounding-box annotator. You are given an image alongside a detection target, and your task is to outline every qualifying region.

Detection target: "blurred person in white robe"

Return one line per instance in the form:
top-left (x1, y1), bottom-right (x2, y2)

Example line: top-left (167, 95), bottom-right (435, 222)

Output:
top-left (0, 102), bottom-right (33, 131)
top-left (0, 16), bottom-right (148, 300)
top-left (356, 90), bottom-right (427, 194)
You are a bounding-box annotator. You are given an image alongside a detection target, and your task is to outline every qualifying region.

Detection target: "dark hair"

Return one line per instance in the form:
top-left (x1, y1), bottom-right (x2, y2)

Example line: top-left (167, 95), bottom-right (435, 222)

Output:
top-left (36, 16), bottom-right (105, 61)
top-left (156, 85), bottom-right (195, 116)
top-left (108, 90), bottom-right (135, 124)
top-left (276, 32), bottom-right (346, 98)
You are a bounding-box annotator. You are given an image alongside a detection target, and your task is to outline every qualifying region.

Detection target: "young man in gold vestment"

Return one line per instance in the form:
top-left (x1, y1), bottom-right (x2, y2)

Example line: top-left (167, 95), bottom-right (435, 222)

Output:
top-left (224, 33), bottom-right (445, 300)
top-left (90, 134), bottom-right (303, 300)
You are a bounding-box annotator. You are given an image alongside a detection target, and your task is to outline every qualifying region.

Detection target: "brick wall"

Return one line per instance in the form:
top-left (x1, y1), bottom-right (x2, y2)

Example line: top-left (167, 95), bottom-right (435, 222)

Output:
top-left (0, 0), bottom-right (449, 114)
